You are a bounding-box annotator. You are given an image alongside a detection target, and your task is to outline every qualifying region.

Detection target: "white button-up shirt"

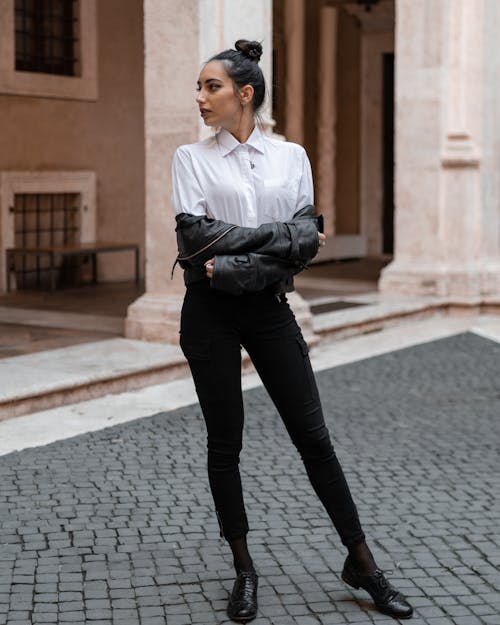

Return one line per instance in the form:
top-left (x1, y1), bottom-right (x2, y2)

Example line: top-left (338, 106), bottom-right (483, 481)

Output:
top-left (171, 125), bottom-right (314, 228)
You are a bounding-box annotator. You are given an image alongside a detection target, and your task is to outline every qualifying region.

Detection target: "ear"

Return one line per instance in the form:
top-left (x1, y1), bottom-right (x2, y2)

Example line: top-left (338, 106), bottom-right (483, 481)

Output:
top-left (239, 84), bottom-right (254, 106)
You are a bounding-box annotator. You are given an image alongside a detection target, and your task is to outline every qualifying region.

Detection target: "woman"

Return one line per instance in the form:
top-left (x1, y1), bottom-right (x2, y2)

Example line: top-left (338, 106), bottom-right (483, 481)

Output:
top-left (171, 39), bottom-right (413, 622)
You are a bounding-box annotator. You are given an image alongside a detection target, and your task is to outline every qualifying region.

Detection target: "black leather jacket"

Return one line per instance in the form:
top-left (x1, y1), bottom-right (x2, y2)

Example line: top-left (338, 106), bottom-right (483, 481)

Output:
top-left (173, 204), bottom-right (321, 295)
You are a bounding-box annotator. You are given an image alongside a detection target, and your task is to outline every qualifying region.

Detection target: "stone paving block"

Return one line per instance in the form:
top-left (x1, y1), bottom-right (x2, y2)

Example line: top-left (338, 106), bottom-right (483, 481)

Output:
top-left (350, 611), bottom-right (382, 623)
top-left (318, 614), bottom-right (350, 624)
top-left (286, 603), bottom-right (317, 616)
top-left (54, 612), bottom-right (84, 622)
top-left (452, 617), bottom-right (484, 625)
top-left (481, 616), bottom-right (500, 625)
top-left (259, 603), bottom-right (288, 617)
top-left (162, 615), bottom-right (191, 625)
top-left (5, 611), bottom-right (31, 621)
top-left (138, 605), bottom-right (164, 617)
top-left (469, 602), bottom-right (498, 616)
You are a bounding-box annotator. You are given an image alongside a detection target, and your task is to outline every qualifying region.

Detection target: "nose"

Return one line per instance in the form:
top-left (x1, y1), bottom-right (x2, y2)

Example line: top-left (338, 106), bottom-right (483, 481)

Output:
top-left (196, 90), bottom-right (204, 104)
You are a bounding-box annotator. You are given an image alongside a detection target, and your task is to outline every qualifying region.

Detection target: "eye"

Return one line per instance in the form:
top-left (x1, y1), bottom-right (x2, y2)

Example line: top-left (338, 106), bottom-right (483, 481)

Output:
top-left (209, 84), bottom-right (220, 91)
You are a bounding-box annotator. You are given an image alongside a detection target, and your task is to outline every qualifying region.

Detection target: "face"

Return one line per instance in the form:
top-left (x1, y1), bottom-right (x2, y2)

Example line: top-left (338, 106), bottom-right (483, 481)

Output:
top-left (196, 61), bottom-right (249, 128)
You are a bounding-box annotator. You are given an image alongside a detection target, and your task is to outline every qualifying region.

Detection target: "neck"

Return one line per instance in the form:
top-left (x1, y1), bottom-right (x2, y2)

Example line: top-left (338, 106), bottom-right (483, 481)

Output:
top-left (224, 115), bottom-right (256, 144)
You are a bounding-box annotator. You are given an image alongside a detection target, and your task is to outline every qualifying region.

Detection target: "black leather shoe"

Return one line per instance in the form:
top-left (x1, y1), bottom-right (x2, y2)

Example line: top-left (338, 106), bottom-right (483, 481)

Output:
top-left (342, 556), bottom-right (413, 619)
top-left (227, 570), bottom-right (258, 623)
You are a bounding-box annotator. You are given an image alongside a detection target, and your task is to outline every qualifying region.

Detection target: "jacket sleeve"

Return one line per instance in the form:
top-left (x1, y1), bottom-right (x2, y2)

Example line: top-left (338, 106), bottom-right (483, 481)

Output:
top-left (176, 206), bottom-right (320, 266)
top-left (210, 253), bottom-right (304, 296)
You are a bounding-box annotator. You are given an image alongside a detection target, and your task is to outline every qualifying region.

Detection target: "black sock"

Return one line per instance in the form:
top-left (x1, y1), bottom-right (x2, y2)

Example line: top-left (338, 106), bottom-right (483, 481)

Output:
top-left (228, 535), bottom-right (255, 575)
top-left (348, 541), bottom-right (377, 575)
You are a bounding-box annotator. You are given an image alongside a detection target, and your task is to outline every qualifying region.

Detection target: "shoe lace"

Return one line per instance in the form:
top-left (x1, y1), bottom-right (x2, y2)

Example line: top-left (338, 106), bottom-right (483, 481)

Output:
top-left (372, 570), bottom-right (397, 600)
top-left (237, 572), bottom-right (257, 600)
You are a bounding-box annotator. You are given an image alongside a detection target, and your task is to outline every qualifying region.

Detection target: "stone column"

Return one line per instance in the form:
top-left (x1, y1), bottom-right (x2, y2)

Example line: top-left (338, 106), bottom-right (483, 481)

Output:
top-left (316, 5), bottom-right (338, 238)
top-left (284, 0), bottom-right (305, 144)
top-left (280, 0), bottom-right (316, 341)
top-left (380, 0), bottom-right (500, 298)
top-left (125, 0), bottom-right (199, 342)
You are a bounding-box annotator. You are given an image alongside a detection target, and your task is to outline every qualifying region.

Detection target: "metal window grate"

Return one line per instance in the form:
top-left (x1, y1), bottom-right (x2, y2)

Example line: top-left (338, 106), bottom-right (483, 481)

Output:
top-left (13, 192), bottom-right (80, 289)
top-left (15, 0), bottom-right (79, 76)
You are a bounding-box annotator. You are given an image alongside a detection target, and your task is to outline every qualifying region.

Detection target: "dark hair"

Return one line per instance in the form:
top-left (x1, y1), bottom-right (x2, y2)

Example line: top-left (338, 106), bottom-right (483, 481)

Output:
top-left (208, 39), bottom-right (266, 113)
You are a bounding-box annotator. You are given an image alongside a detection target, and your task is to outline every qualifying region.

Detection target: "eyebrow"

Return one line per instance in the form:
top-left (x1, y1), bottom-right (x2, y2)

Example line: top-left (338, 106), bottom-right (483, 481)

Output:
top-left (197, 78), bottom-right (224, 86)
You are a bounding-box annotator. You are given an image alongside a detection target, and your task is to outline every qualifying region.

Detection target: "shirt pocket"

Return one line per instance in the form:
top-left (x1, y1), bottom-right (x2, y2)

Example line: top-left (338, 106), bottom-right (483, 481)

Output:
top-left (262, 177), bottom-right (297, 222)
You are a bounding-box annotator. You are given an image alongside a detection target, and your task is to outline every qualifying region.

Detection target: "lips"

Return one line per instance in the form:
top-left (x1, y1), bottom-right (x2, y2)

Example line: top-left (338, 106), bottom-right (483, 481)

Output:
top-left (200, 108), bottom-right (211, 117)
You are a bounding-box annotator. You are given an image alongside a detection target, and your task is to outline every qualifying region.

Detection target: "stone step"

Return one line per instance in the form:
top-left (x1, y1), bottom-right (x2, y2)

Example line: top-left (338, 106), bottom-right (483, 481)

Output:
top-left (0, 338), bottom-right (188, 421)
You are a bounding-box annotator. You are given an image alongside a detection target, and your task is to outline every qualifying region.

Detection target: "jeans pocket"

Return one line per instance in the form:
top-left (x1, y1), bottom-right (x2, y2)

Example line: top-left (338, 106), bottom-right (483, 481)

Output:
top-left (179, 336), bottom-right (211, 361)
top-left (295, 334), bottom-right (318, 402)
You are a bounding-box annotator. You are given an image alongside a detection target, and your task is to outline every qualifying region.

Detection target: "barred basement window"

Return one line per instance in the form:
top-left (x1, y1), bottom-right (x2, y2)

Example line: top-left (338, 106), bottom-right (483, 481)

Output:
top-left (13, 192), bottom-right (80, 289)
top-left (15, 0), bottom-right (79, 76)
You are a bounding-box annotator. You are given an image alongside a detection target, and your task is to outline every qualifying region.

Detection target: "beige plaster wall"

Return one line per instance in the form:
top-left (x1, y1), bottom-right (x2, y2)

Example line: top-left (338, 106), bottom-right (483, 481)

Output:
top-left (0, 0), bottom-right (145, 283)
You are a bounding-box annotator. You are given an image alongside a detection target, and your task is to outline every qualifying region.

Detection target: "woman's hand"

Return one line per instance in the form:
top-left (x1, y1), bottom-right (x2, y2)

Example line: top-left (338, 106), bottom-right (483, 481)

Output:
top-left (318, 233), bottom-right (326, 249)
top-left (205, 258), bottom-right (215, 279)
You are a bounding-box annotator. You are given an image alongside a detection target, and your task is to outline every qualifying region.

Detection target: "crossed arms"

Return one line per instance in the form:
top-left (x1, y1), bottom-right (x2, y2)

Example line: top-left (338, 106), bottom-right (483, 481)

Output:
top-left (174, 204), bottom-right (323, 296)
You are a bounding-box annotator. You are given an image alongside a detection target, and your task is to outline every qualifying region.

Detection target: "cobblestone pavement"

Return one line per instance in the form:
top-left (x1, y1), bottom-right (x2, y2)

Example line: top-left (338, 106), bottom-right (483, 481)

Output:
top-left (1, 332), bottom-right (499, 625)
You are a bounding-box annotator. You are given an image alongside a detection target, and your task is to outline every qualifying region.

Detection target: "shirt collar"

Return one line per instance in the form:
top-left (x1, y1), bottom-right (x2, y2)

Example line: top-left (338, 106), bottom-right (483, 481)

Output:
top-left (217, 125), bottom-right (265, 157)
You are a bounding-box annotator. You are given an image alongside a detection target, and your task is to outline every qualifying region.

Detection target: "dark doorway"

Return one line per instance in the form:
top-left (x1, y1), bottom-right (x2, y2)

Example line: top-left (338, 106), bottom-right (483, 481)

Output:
top-left (382, 53), bottom-right (394, 255)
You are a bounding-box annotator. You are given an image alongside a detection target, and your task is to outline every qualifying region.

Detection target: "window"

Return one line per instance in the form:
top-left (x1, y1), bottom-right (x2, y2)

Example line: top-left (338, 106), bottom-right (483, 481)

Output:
top-left (13, 192), bottom-right (81, 288)
top-left (14, 192), bottom-right (80, 248)
top-left (15, 0), bottom-right (79, 77)
top-left (0, 170), bottom-right (96, 291)
top-left (0, 0), bottom-right (97, 100)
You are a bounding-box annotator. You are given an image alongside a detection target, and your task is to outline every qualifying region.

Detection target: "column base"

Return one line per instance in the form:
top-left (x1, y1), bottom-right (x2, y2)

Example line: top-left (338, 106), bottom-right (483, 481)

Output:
top-left (379, 260), bottom-right (500, 298)
top-left (125, 292), bottom-right (183, 344)
top-left (480, 262), bottom-right (500, 296)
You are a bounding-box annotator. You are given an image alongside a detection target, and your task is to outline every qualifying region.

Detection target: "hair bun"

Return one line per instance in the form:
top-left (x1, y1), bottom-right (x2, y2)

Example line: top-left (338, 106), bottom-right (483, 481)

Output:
top-left (235, 39), bottom-right (263, 63)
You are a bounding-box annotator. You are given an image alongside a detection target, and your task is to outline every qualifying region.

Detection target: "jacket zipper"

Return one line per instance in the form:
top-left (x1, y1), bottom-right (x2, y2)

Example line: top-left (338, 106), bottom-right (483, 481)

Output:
top-left (171, 224), bottom-right (238, 279)
top-left (177, 225), bottom-right (238, 261)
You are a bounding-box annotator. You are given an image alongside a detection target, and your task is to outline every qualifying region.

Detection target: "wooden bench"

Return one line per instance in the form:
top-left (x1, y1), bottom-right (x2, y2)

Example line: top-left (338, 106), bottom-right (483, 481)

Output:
top-left (6, 242), bottom-right (140, 292)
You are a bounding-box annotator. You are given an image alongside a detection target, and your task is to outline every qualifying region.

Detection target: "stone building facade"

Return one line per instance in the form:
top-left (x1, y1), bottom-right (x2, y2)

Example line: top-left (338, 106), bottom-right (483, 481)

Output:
top-left (1, 0), bottom-right (499, 344)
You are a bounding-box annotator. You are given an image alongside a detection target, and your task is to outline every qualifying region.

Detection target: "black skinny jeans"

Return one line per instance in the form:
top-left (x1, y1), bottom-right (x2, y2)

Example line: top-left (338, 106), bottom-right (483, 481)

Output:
top-left (180, 278), bottom-right (365, 548)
